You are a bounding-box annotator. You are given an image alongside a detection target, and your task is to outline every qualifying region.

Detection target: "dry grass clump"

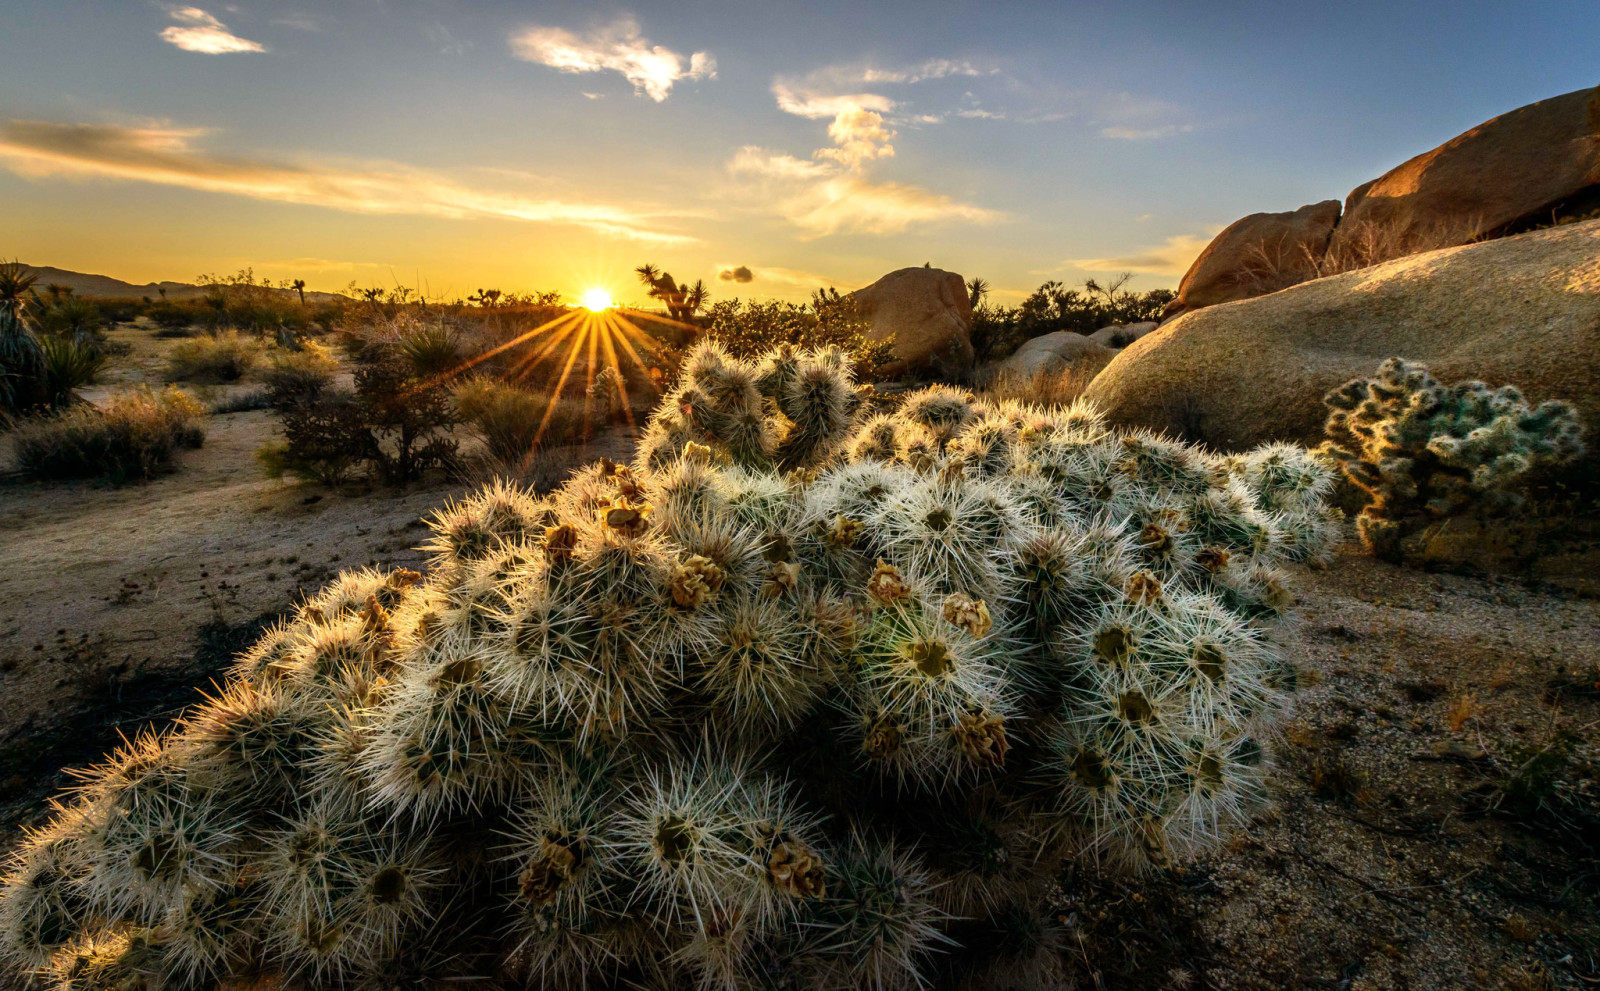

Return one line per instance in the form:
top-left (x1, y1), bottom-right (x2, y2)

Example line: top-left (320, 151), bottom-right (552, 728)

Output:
top-left (451, 378), bottom-right (586, 467)
top-left (978, 360), bottom-right (1103, 408)
top-left (11, 385), bottom-right (206, 483)
top-left (165, 331), bottom-right (262, 384)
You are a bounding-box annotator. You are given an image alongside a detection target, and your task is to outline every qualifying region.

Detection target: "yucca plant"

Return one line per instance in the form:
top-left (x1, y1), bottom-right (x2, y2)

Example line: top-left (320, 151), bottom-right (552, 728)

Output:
top-left (2, 343), bottom-right (1342, 988)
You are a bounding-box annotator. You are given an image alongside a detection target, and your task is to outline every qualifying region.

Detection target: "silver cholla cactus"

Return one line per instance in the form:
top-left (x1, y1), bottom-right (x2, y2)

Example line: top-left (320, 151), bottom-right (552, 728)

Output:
top-left (2, 345), bottom-right (1342, 989)
top-left (1318, 357), bottom-right (1584, 561)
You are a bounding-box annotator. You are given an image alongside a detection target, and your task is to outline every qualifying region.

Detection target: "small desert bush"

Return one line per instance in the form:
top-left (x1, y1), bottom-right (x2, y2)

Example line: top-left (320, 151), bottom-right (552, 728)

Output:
top-left (452, 377), bottom-right (585, 465)
top-left (12, 386), bottom-right (205, 483)
top-left (165, 331), bottom-right (262, 384)
top-left (257, 339), bottom-right (339, 407)
top-left (261, 345), bottom-right (458, 486)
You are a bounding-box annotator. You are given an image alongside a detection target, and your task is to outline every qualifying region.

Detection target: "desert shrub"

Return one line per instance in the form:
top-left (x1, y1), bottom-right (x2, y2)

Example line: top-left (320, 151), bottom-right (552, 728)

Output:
top-left (209, 388), bottom-right (273, 414)
top-left (146, 300), bottom-right (207, 336)
top-left (1317, 357), bottom-right (1586, 563)
top-left (33, 296), bottom-right (103, 341)
top-left (970, 274), bottom-right (1174, 363)
top-left (705, 288), bottom-right (895, 378)
top-left (0, 262), bottom-right (46, 415)
top-left (396, 323), bottom-right (462, 378)
top-left (165, 331), bottom-right (262, 384)
top-left (258, 339), bottom-right (339, 407)
top-left (979, 360), bottom-right (1105, 409)
top-left (37, 334), bottom-right (107, 408)
top-left (263, 344), bottom-right (457, 486)
top-left (11, 386), bottom-right (205, 483)
top-left (0, 342), bottom-right (1339, 987)
top-left (452, 378), bottom-right (584, 465)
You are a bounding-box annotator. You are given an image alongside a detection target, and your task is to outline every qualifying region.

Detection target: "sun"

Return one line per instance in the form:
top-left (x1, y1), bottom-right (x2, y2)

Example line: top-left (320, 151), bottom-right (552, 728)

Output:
top-left (581, 288), bottom-right (613, 312)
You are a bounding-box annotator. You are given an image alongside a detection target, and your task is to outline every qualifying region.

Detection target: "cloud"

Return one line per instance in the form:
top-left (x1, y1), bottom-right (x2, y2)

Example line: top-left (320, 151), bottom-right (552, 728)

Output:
top-left (509, 17), bottom-right (714, 102)
top-left (1101, 123), bottom-right (1195, 140)
top-left (728, 81), bottom-right (1000, 238)
top-left (783, 176), bottom-right (1000, 237)
top-left (729, 146), bottom-right (833, 181)
top-left (860, 59), bottom-right (988, 84)
top-left (772, 85), bottom-right (895, 120)
top-left (1067, 232), bottom-right (1218, 276)
top-left (0, 119), bottom-right (693, 243)
top-left (159, 7), bottom-right (266, 54)
top-left (717, 265), bottom-right (754, 283)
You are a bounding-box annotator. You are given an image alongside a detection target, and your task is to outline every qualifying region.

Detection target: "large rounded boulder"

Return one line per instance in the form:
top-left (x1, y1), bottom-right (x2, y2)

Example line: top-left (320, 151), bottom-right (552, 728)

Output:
top-left (852, 267), bottom-right (974, 377)
top-left (1081, 219), bottom-right (1600, 457)
top-left (1328, 85), bottom-right (1600, 266)
top-left (1165, 200), bottom-right (1342, 318)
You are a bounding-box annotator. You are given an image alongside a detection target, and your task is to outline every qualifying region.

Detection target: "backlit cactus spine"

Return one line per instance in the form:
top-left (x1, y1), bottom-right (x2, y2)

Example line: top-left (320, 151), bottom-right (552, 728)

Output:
top-left (0, 344), bottom-right (1341, 990)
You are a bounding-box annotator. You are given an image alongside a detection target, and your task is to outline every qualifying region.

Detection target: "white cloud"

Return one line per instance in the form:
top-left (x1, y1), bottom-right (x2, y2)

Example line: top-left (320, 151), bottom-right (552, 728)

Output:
top-left (860, 58), bottom-right (988, 84)
top-left (0, 119), bottom-right (693, 243)
top-left (1067, 232), bottom-right (1219, 276)
top-left (772, 85), bottom-right (895, 120)
top-left (159, 7), bottom-right (266, 54)
top-left (729, 79), bottom-right (1000, 237)
top-left (781, 176), bottom-right (1000, 238)
top-left (509, 17), bottom-right (714, 102)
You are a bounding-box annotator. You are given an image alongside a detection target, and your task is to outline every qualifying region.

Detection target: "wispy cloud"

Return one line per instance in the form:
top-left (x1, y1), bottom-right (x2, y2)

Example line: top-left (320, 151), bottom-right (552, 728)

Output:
top-left (1101, 123), bottom-right (1195, 140)
top-left (509, 16), bottom-right (714, 102)
top-left (860, 59), bottom-right (989, 84)
top-left (0, 119), bottom-right (693, 243)
top-left (1067, 231), bottom-right (1219, 276)
top-left (730, 80), bottom-right (1000, 237)
top-left (159, 7), bottom-right (266, 54)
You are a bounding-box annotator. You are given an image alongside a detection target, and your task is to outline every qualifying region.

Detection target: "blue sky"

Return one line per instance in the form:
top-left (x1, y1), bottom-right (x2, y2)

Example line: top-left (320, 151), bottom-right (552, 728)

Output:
top-left (0, 0), bottom-right (1594, 303)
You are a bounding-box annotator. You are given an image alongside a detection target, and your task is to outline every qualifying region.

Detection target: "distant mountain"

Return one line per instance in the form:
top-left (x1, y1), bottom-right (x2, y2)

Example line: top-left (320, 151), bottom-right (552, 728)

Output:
top-left (16, 264), bottom-right (350, 304)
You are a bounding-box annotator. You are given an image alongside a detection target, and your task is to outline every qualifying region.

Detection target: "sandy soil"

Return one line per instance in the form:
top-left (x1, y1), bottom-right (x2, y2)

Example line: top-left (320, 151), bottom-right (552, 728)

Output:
top-left (1, 325), bottom-right (1596, 989)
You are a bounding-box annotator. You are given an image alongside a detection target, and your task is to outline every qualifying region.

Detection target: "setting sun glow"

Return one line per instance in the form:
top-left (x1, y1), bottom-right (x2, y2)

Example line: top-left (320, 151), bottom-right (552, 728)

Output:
top-left (581, 288), bottom-right (613, 311)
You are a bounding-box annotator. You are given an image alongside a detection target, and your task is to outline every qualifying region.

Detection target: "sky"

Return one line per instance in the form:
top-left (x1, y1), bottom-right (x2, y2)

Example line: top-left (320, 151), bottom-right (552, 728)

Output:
top-left (0, 1), bottom-right (1595, 306)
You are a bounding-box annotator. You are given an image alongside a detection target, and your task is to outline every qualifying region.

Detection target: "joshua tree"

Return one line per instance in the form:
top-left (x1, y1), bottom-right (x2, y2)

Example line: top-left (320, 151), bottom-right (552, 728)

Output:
top-left (635, 264), bottom-right (707, 321)
top-left (966, 277), bottom-right (990, 309)
top-left (291, 279), bottom-right (307, 305)
top-left (468, 288), bottom-right (503, 308)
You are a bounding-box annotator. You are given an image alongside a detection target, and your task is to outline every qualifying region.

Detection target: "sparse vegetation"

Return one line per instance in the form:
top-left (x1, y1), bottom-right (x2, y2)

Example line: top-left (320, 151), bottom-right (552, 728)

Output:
top-left (969, 273), bottom-right (1174, 362)
top-left (164, 331), bottom-right (263, 384)
top-left (451, 377), bottom-right (585, 466)
top-left (11, 385), bottom-right (205, 483)
top-left (704, 288), bottom-right (895, 377)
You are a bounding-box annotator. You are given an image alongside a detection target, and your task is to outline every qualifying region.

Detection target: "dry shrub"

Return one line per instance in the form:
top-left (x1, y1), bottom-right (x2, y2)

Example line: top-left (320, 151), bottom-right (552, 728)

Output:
top-left (452, 378), bottom-right (585, 467)
top-left (257, 339), bottom-right (339, 406)
top-left (1236, 215), bottom-right (1486, 299)
top-left (12, 385), bottom-right (206, 483)
top-left (979, 357), bottom-right (1105, 408)
top-left (165, 330), bottom-right (262, 384)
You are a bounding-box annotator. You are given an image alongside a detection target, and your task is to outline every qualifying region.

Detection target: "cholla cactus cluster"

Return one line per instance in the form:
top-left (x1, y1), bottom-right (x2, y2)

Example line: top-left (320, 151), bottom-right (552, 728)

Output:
top-left (2, 342), bottom-right (1341, 990)
top-left (1318, 357), bottom-right (1585, 561)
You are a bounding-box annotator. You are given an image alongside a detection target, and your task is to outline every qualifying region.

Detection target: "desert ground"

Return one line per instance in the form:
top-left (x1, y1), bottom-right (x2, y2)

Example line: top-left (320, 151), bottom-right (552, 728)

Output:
top-left (2, 323), bottom-right (1598, 990)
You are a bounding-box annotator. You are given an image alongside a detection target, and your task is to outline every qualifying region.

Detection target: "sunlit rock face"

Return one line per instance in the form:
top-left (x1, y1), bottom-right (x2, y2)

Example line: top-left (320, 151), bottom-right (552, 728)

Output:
top-left (852, 266), bottom-right (974, 378)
